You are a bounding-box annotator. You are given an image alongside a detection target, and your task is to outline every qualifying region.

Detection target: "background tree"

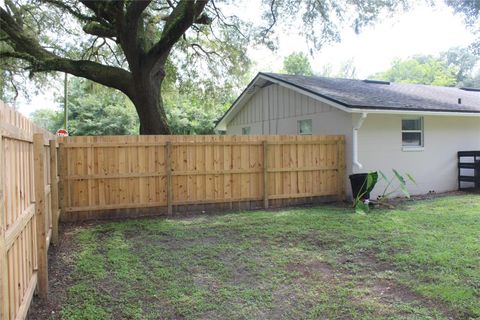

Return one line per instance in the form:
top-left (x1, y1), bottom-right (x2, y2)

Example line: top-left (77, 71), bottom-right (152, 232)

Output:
top-left (372, 56), bottom-right (458, 86)
top-left (440, 47), bottom-right (479, 87)
top-left (0, 0), bottom-right (410, 134)
top-left (30, 108), bottom-right (63, 132)
top-left (281, 52), bottom-right (313, 76)
top-left (32, 75), bottom-right (234, 135)
top-left (372, 48), bottom-right (480, 87)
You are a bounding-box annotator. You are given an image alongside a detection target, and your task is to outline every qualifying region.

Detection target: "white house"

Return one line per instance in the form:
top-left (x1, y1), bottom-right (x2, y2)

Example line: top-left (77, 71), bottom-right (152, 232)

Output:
top-left (215, 73), bottom-right (480, 198)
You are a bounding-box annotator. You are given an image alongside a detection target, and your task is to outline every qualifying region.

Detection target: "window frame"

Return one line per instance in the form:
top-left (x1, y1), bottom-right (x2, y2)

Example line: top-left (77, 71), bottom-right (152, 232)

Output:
top-left (241, 126), bottom-right (251, 135)
top-left (297, 119), bottom-right (313, 135)
top-left (401, 117), bottom-right (424, 150)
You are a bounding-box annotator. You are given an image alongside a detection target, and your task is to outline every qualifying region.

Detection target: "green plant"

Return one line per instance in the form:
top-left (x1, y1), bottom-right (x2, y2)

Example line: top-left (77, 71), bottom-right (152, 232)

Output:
top-left (377, 169), bottom-right (416, 202)
top-left (354, 171), bottom-right (378, 214)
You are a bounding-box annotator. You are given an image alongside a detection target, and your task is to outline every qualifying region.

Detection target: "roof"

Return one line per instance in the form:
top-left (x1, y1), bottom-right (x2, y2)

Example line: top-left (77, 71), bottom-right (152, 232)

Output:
top-left (215, 72), bottom-right (480, 131)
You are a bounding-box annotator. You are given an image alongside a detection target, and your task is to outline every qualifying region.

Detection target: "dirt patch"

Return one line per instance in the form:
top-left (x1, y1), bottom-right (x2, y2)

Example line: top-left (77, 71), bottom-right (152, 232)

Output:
top-left (286, 260), bottom-right (336, 280)
top-left (338, 251), bottom-right (462, 319)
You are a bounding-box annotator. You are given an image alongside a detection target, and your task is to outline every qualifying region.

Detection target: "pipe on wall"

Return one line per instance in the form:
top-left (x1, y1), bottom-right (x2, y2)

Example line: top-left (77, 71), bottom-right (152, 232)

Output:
top-left (353, 112), bottom-right (368, 170)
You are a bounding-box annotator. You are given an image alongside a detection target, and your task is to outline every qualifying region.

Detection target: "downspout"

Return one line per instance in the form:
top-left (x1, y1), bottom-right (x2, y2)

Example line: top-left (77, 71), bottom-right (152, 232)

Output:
top-left (353, 112), bottom-right (368, 170)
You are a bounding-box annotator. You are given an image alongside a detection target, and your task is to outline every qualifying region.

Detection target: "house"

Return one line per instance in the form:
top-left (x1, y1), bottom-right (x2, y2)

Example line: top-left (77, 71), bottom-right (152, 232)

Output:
top-left (214, 73), bottom-right (480, 197)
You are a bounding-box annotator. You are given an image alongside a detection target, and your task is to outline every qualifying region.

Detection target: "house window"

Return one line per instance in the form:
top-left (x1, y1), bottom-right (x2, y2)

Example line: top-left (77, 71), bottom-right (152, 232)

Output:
top-left (242, 127), bottom-right (251, 135)
top-left (402, 117), bottom-right (423, 147)
top-left (298, 119), bottom-right (312, 135)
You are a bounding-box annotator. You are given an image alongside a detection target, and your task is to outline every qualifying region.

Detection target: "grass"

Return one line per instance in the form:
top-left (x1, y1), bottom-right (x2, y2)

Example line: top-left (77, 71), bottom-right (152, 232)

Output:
top-left (45, 195), bottom-right (479, 319)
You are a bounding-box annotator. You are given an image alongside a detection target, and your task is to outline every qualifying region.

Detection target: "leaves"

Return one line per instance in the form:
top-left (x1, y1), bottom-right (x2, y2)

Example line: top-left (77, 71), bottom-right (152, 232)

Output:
top-left (281, 52), bottom-right (313, 76)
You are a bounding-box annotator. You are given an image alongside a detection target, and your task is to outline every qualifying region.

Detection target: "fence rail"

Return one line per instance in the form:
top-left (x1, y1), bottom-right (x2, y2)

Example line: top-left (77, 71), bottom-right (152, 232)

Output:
top-left (1, 100), bottom-right (345, 319)
top-left (0, 101), bottom-right (57, 320)
top-left (59, 135), bottom-right (345, 220)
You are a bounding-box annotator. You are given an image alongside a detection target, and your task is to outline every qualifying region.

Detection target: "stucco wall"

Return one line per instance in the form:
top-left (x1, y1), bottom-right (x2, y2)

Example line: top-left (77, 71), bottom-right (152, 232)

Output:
top-left (356, 114), bottom-right (480, 198)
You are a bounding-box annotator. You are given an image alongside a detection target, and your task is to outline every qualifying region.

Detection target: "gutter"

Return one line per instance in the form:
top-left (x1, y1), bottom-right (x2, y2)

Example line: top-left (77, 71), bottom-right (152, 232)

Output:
top-left (353, 112), bottom-right (368, 170)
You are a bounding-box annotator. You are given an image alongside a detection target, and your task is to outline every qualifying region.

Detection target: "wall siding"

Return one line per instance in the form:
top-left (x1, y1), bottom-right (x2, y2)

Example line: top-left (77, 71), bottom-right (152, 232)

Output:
top-left (225, 83), bottom-right (480, 199)
top-left (228, 84), bottom-right (334, 134)
top-left (356, 114), bottom-right (480, 197)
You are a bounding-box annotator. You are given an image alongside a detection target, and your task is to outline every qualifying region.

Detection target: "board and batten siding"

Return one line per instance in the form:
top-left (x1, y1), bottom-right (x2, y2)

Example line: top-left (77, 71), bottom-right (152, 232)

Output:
top-left (225, 84), bottom-right (354, 194)
top-left (228, 84), bottom-right (333, 134)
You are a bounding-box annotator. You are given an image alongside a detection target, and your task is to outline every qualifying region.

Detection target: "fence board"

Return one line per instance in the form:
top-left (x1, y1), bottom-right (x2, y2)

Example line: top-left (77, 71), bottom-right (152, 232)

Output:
top-left (0, 101), bottom-right (56, 319)
top-left (59, 135), bottom-right (345, 220)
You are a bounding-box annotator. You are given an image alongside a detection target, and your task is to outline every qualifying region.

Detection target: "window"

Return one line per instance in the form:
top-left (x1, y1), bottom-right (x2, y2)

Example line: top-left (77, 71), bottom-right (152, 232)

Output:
top-left (298, 119), bottom-right (312, 135)
top-left (242, 127), bottom-right (251, 135)
top-left (402, 117), bottom-right (423, 148)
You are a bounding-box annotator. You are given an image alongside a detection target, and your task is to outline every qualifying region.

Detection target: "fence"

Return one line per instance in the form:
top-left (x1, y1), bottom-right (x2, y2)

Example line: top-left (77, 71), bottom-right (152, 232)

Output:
top-left (0, 101), bottom-right (58, 320)
top-left (59, 135), bottom-right (345, 221)
top-left (1, 101), bottom-right (345, 319)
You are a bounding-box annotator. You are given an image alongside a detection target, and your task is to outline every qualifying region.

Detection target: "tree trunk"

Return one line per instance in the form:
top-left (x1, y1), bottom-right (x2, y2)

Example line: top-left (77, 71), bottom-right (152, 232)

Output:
top-left (130, 68), bottom-right (170, 135)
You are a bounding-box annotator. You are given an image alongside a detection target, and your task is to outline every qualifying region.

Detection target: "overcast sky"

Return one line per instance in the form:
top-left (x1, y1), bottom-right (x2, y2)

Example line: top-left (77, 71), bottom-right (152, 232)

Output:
top-left (11, 1), bottom-right (477, 117)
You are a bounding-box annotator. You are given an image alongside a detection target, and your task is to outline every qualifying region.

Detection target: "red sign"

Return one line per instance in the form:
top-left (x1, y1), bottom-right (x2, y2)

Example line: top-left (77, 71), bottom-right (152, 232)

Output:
top-left (56, 129), bottom-right (68, 137)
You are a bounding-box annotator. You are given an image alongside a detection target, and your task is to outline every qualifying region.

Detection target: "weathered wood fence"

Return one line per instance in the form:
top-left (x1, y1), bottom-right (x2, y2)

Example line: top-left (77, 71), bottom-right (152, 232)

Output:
top-left (0, 101), bottom-right (58, 320)
top-left (59, 135), bottom-right (345, 221)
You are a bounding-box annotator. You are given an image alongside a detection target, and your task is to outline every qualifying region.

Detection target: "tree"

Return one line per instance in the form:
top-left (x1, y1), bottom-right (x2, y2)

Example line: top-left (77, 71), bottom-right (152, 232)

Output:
top-left (372, 56), bottom-right (458, 86)
top-left (282, 52), bottom-right (313, 76)
top-left (31, 78), bottom-right (139, 135)
top-left (30, 108), bottom-right (63, 132)
top-left (440, 47), bottom-right (479, 86)
top-left (0, 0), bottom-right (413, 134)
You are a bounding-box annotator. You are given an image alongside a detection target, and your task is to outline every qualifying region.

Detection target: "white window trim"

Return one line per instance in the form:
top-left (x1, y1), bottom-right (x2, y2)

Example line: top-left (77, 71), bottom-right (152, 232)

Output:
top-left (297, 119), bottom-right (313, 135)
top-left (401, 117), bottom-right (424, 150)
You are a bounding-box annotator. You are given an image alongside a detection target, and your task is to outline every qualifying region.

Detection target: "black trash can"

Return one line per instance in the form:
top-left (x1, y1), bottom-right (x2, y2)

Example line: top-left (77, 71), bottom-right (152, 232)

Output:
top-left (349, 173), bottom-right (371, 201)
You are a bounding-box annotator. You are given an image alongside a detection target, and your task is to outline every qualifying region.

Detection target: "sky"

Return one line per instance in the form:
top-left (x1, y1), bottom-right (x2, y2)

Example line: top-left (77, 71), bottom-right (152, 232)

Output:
top-left (8, 1), bottom-right (477, 117)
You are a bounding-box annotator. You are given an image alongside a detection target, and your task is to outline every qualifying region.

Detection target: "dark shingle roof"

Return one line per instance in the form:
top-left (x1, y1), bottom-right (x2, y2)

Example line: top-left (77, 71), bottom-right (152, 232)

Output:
top-left (262, 72), bottom-right (480, 113)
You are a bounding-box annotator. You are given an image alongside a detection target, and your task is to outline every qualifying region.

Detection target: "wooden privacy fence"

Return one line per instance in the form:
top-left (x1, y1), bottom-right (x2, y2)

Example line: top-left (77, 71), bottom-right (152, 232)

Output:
top-left (0, 101), bottom-right (59, 320)
top-left (59, 135), bottom-right (345, 220)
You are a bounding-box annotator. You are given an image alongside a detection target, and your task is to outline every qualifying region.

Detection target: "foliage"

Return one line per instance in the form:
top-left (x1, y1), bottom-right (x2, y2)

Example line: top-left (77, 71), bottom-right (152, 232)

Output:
top-left (281, 52), bottom-right (313, 76)
top-left (0, 0), bottom-right (412, 133)
top-left (373, 48), bottom-right (480, 87)
top-left (353, 171), bottom-right (378, 214)
top-left (377, 169), bottom-right (416, 202)
top-left (31, 78), bottom-right (139, 136)
top-left (373, 56), bottom-right (458, 86)
top-left (31, 76), bottom-right (233, 135)
top-left (440, 47), bottom-right (479, 86)
top-left (30, 108), bottom-right (63, 133)
top-left (38, 195), bottom-right (480, 319)
top-left (66, 79), bottom-right (139, 136)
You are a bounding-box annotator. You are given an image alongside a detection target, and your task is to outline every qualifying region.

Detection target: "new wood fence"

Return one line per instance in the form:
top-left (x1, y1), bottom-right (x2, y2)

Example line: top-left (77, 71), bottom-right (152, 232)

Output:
top-left (1, 100), bottom-right (345, 319)
top-left (0, 101), bottom-right (58, 320)
top-left (59, 135), bottom-right (345, 221)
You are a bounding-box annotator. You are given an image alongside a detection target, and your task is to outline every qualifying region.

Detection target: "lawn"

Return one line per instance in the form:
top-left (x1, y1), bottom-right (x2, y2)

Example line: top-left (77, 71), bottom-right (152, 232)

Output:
top-left (32, 195), bottom-right (480, 320)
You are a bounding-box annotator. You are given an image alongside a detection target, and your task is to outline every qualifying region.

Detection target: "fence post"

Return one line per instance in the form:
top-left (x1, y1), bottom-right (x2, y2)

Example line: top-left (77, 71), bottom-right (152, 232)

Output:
top-left (337, 138), bottom-right (346, 201)
top-left (58, 141), bottom-right (66, 221)
top-left (0, 133), bottom-right (9, 319)
top-left (49, 140), bottom-right (59, 245)
top-left (166, 142), bottom-right (173, 215)
top-left (33, 134), bottom-right (48, 299)
top-left (263, 140), bottom-right (269, 209)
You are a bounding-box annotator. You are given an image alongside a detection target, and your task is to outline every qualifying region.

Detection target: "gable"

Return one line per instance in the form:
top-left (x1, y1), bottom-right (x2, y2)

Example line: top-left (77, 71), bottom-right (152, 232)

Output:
top-left (228, 84), bottom-right (334, 127)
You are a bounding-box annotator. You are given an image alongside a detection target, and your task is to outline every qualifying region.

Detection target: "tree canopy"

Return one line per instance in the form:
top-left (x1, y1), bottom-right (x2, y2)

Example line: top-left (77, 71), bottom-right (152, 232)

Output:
top-left (1, 1), bottom-right (478, 134)
top-left (281, 52), bottom-right (313, 76)
top-left (372, 48), bottom-right (479, 87)
top-left (0, 0), bottom-right (413, 134)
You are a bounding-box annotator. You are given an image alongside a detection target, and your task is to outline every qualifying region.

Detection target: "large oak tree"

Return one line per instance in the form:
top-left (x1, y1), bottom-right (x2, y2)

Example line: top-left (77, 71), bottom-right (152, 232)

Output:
top-left (3, 0), bottom-right (467, 134)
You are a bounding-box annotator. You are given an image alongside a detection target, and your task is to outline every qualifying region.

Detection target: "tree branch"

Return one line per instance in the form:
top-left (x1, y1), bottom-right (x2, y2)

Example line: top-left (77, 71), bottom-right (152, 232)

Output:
top-left (147, 0), bottom-right (209, 67)
top-left (0, 6), bottom-right (133, 94)
top-left (83, 22), bottom-right (117, 38)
